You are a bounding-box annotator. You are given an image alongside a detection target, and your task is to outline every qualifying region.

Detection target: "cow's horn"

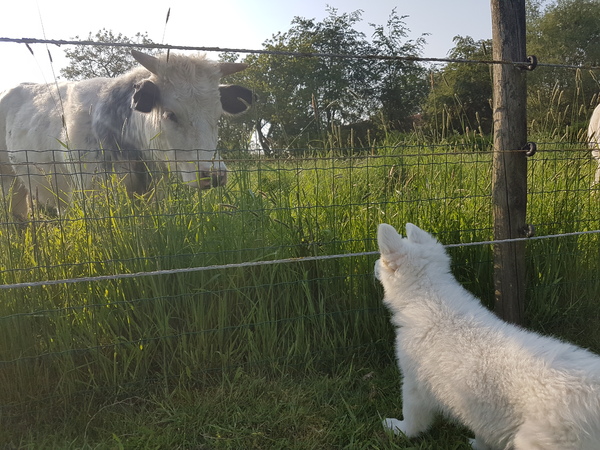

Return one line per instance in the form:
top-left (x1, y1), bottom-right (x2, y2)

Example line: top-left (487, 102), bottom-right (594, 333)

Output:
top-left (218, 62), bottom-right (248, 77)
top-left (132, 50), bottom-right (160, 74)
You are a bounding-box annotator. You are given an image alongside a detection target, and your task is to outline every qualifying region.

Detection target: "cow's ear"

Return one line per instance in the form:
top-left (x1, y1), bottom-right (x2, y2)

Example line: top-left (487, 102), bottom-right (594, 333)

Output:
top-left (132, 80), bottom-right (159, 113)
top-left (219, 85), bottom-right (253, 115)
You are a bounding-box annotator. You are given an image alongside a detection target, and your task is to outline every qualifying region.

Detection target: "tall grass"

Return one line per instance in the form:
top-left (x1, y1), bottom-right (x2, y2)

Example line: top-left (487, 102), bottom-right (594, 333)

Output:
top-left (0, 135), bottom-right (599, 445)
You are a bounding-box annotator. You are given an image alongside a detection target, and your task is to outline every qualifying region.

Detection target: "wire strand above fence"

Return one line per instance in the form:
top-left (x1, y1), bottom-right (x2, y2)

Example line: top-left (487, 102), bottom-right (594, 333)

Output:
top-left (0, 36), bottom-right (581, 69)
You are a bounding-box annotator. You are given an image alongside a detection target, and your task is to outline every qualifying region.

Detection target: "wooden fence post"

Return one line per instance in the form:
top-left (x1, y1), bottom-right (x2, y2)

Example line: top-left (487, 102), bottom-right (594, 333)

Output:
top-left (491, 0), bottom-right (528, 324)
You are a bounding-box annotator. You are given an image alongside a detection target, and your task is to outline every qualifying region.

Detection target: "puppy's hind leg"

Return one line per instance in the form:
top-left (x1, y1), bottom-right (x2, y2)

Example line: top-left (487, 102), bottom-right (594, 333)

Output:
top-left (383, 376), bottom-right (436, 437)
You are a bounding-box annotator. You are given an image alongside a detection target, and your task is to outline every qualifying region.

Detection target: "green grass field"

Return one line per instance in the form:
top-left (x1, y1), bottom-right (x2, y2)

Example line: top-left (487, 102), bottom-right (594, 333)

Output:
top-left (1, 138), bottom-right (599, 448)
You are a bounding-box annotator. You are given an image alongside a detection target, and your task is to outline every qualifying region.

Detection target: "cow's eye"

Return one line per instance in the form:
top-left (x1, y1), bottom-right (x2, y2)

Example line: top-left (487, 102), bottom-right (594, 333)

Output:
top-left (163, 111), bottom-right (178, 123)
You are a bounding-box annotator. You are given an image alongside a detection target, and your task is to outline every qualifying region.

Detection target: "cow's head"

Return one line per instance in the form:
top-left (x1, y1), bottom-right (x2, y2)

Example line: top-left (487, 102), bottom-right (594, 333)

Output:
top-left (130, 50), bottom-right (252, 189)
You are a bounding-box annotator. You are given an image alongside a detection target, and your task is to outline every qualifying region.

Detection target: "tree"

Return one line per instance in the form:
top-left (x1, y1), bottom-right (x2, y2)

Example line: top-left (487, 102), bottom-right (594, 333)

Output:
top-left (421, 36), bottom-right (493, 137)
top-left (527, 0), bottom-right (600, 67)
top-left (61, 29), bottom-right (158, 80)
top-left (235, 8), bottom-right (429, 150)
top-left (417, 0), bottom-right (600, 140)
top-left (526, 0), bottom-right (600, 135)
top-left (242, 8), bottom-right (375, 149)
top-left (370, 10), bottom-right (429, 130)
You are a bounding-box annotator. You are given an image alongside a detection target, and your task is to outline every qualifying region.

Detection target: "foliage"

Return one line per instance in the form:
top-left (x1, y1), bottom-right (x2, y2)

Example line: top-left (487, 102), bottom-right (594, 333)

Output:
top-left (236, 8), bottom-right (428, 151)
top-left (526, 0), bottom-right (600, 128)
top-left (61, 29), bottom-right (159, 80)
top-left (527, 0), bottom-right (600, 67)
top-left (421, 37), bottom-right (493, 138)
top-left (370, 10), bottom-right (430, 131)
top-left (418, 0), bottom-right (600, 139)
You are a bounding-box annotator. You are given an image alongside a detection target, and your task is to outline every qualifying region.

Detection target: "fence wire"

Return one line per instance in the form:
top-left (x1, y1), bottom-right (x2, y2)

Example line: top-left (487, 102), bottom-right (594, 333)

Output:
top-left (6, 36), bottom-right (600, 70)
top-left (0, 36), bottom-right (540, 67)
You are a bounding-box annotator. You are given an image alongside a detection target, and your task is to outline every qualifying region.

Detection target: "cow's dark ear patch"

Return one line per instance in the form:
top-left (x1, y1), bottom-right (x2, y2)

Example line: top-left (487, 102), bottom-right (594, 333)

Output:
top-left (132, 80), bottom-right (159, 113)
top-left (219, 85), bottom-right (253, 115)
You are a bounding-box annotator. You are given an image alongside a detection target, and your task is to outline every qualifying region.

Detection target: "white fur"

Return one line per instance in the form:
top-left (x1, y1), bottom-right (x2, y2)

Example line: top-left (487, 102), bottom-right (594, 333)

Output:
top-left (0, 52), bottom-right (249, 219)
top-left (375, 223), bottom-right (600, 450)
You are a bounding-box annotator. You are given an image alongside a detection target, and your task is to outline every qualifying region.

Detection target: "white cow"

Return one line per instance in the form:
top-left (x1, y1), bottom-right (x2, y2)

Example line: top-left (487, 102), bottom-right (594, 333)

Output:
top-left (588, 103), bottom-right (600, 185)
top-left (0, 50), bottom-right (252, 219)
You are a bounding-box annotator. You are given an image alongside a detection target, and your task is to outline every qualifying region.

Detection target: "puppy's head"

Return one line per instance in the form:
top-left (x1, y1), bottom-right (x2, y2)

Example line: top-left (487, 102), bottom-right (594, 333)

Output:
top-left (375, 223), bottom-right (450, 285)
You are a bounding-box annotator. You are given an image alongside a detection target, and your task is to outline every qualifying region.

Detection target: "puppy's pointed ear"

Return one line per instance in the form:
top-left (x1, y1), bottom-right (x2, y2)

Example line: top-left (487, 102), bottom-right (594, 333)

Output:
top-left (405, 223), bottom-right (438, 245)
top-left (377, 223), bottom-right (404, 256)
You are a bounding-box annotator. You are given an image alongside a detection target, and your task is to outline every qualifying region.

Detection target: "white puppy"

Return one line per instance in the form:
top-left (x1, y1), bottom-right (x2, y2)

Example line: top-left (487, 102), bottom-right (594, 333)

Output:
top-left (375, 223), bottom-right (600, 450)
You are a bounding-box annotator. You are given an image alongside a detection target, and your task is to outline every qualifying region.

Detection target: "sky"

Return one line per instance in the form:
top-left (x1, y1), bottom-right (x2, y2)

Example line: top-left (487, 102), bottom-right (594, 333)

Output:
top-left (0, 1), bottom-right (491, 92)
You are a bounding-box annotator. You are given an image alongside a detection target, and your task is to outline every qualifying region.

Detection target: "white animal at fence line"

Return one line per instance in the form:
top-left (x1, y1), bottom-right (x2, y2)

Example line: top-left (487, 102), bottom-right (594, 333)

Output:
top-left (587, 103), bottom-right (600, 184)
top-left (376, 222), bottom-right (600, 450)
top-left (0, 50), bottom-right (252, 219)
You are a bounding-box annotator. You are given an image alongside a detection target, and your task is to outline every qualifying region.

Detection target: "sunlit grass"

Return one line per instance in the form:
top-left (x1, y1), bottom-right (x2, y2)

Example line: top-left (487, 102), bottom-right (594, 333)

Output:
top-left (0, 135), bottom-right (599, 447)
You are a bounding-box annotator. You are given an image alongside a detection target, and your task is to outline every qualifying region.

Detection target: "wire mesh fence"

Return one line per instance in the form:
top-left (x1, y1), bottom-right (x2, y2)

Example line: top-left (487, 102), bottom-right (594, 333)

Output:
top-left (0, 36), bottom-right (600, 431)
top-left (1, 142), bottom-right (599, 421)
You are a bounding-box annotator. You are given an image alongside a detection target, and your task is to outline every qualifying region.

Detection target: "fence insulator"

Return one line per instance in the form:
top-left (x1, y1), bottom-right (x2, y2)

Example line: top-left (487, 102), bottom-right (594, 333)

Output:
top-left (519, 55), bottom-right (538, 71)
top-left (523, 142), bottom-right (537, 157)
top-left (521, 224), bottom-right (536, 238)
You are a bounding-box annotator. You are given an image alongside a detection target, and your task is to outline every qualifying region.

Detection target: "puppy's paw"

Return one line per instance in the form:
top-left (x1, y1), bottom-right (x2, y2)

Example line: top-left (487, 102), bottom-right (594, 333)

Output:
top-left (382, 417), bottom-right (409, 435)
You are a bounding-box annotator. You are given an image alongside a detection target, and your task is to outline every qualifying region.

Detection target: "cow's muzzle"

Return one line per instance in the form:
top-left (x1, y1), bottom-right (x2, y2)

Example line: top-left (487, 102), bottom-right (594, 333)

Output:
top-left (197, 170), bottom-right (228, 189)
